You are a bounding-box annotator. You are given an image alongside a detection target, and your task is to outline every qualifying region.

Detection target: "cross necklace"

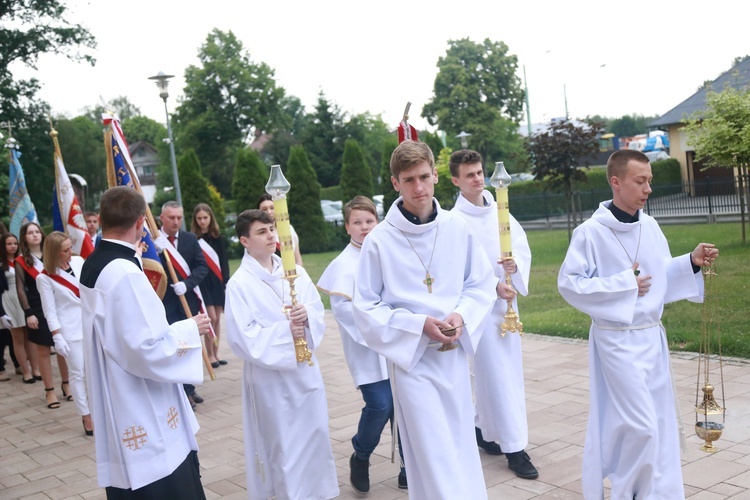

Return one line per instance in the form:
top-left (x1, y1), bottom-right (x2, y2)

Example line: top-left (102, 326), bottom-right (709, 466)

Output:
top-left (398, 225), bottom-right (440, 293)
top-left (610, 225), bottom-right (642, 276)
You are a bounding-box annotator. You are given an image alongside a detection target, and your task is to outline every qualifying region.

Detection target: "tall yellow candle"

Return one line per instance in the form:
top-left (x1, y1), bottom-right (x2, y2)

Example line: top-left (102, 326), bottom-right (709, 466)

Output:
top-left (497, 187), bottom-right (512, 259)
top-left (272, 196), bottom-right (297, 273)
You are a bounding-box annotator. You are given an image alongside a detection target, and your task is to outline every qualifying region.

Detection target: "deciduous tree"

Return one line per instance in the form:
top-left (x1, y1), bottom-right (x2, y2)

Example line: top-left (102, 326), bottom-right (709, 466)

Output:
top-left (526, 119), bottom-right (603, 238)
top-left (422, 38), bottom-right (525, 164)
top-left (174, 29), bottom-right (285, 196)
top-left (685, 86), bottom-right (750, 241)
top-left (1, 0), bottom-right (96, 222)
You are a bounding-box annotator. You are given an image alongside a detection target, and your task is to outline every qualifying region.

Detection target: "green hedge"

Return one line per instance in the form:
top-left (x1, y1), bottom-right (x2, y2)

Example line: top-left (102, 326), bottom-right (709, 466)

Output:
top-left (508, 159), bottom-right (684, 221)
top-left (319, 185), bottom-right (342, 201)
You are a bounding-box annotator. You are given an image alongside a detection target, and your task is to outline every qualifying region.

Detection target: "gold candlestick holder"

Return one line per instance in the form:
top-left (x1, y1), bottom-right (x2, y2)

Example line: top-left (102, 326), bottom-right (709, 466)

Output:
top-left (491, 161), bottom-right (523, 337)
top-left (267, 164), bottom-right (313, 366)
top-left (500, 260), bottom-right (523, 337)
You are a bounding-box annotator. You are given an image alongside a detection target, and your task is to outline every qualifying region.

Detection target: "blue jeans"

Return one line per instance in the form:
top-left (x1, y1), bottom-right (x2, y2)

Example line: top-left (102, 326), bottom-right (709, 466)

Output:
top-left (352, 379), bottom-right (403, 463)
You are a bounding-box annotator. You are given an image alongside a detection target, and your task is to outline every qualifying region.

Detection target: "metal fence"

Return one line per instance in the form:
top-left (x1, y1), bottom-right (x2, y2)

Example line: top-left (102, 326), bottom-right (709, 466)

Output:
top-left (512, 176), bottom-right (749, 224)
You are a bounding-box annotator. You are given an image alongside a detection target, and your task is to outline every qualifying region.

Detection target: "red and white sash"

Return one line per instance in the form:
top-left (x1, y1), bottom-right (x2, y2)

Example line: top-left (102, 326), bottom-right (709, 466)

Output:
top-left (15, 255), bottom-right (43, 280)
top-left (161, 243), bottom-right (216, 339)
top-left (198, 238), bottom-right (223, 282)
top-left (41, 269), bottom-right (80, 298)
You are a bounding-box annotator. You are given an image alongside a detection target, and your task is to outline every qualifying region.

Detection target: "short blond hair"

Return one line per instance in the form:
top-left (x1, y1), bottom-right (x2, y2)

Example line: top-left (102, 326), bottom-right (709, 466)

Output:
top-left (390, 140), bottom-right (434, 179)
top-left (344, 196), bottom-right (377, 223)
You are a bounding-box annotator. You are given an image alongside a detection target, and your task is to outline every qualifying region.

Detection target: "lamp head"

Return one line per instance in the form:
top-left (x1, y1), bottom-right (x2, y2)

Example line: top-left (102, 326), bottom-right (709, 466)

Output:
top-left (148, 71), bottom-right (175, 101)
top-left (265, 165), bottom-right (291, 197)
top-left (490, 161), bottom-right (512, 188)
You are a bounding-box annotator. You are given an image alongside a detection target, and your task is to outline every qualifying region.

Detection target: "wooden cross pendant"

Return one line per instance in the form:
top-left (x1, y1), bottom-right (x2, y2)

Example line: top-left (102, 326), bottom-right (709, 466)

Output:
top-left (423, 272), bottom-right (434, 294)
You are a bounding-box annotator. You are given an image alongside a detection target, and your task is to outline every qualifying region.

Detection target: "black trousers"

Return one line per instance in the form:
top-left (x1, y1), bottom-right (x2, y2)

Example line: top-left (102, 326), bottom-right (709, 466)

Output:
top-left (105, 450), bottom-right (205, 500)
top-left (0, 329), bottom-right (18, 372)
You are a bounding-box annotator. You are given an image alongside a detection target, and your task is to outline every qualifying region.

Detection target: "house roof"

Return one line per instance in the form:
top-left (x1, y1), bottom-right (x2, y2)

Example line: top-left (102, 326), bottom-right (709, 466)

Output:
top-left (651, 57), bottom-right (750, 127)
top-left (128, 140), bottom-right (158, 155)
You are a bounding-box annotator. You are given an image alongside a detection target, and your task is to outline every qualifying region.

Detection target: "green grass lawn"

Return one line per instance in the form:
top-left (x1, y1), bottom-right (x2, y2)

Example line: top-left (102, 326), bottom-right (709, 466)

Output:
top-left (229, 223), bottom-right (750, 357)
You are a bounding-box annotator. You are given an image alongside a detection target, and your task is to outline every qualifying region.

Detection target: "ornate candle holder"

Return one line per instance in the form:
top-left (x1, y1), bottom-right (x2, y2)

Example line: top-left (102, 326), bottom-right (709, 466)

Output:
top-left (266, 165), bottom-right (313, 366)
top-left (489, 161), bottom-right (523, 336)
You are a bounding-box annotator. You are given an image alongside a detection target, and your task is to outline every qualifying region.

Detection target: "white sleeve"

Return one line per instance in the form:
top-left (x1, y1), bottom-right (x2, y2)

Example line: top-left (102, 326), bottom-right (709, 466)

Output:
top-left (557, 226), bottom-right (638, 324)
top-left (37, 274), bottom-right (61, 333)
top-left (103, 272), bottom-right (204, 384)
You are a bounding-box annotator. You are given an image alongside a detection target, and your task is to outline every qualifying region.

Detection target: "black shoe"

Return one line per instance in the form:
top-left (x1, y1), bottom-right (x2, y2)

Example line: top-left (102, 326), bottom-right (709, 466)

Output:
top-left (506, 450), bottom-right (539, 479)
top-left (191, 393), bottom-right (204, 404)
top-left (187, 395), bottom-right (197, 410)
top-left (218, 359), bottom-right (228, 365)
top-left (398, 467), bottom-right (408, 489)
top-left (210, 361), bottom-right (220, 369)
top-left (349, 453), bottom-right (370, 493)
top-left (475, 427), bottom-right (503, 455)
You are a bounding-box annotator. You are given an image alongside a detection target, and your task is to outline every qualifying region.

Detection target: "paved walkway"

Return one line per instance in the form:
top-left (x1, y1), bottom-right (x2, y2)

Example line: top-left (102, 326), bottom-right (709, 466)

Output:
top-left (2, 314), bottom-right (749, 499)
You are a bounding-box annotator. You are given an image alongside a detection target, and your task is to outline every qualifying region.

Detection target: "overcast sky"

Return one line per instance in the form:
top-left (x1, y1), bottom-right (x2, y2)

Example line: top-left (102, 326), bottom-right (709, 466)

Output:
top-left (11, 0), bottom-right (750, 135)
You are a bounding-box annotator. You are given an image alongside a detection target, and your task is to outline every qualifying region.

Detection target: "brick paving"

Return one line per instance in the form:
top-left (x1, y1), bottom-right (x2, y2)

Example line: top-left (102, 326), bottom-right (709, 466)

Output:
top-left (1, 313), bottom-right (748, 499)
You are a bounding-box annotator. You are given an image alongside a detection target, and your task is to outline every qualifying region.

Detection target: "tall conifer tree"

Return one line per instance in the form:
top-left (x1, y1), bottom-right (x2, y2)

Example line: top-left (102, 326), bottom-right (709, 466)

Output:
top-left (286, 146), bottom-right (329, 253)
top-left (340, 139), bottom-right (373, 203)
top-left (232, 148), bottom-right (267, 213)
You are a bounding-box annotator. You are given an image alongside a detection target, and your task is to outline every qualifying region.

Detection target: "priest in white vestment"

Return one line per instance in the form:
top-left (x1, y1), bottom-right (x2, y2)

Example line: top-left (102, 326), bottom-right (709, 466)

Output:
top-left (449, 149), bottom-right (539, 480)
top-left (558, 150), bottom-right (719, 500)
top-left (80, 187), bottom-right (212, 498)
top-left (225, 209), bottom-right (338, 500)
top-left (353, 140), bottom-right (496, 500)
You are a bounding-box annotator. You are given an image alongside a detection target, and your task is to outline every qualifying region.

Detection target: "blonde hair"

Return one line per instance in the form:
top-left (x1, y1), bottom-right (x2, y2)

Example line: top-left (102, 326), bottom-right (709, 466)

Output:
top-left (42, 231), bottom-right (70, 274)
top-left (344, 196), bottom-right (377, 223)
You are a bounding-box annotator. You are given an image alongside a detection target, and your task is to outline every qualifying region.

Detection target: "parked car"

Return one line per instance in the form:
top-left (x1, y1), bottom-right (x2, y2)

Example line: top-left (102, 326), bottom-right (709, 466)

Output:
top-left (510, 173), bottom-right (535, 183)
top-left (373, 194), bottom-right (384, 219)
top-left (321, 202), bottom-right (344, 224)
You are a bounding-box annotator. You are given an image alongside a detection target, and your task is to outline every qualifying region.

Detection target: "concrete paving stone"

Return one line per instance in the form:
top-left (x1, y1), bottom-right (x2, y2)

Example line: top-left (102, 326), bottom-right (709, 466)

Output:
top-left (687, 491), bottom-right (730, 499)
top-left (707, 482), bottom-right (748, 496)
top-left (2, 313), bottom-right (749, 498)
top-left (683, 456), bottom-right (750, 489)
top-left (487, 482), bottom-right (538, 499)
top-left (4, 475), bottom-right (63, 498)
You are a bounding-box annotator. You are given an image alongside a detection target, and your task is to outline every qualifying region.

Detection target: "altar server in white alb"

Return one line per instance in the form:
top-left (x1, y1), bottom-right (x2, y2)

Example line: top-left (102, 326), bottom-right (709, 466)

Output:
top-left (558, 150), bottom-right (719, 499)
top-left (449, 149), bottom-right (539, 480)
top-left (225, 209), bottom-right (338, 500)
top-left (353, 140), bottom-right (496, 500)
top-left (317, 196), bottom-right (407, 493)
top-left (80, 186), bottom-right (211, 499)
top-left (37, 231), bottom-right (93, 436)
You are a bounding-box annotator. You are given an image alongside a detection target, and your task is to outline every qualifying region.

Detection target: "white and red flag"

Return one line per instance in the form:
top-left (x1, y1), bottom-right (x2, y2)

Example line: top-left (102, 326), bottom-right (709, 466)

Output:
top-left (51, 129), bottom-right (94, 258)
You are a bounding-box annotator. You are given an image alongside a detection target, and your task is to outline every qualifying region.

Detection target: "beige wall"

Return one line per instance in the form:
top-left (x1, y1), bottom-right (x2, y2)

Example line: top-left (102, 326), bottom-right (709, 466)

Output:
top-left (667, 123), bottom-right (692, 181)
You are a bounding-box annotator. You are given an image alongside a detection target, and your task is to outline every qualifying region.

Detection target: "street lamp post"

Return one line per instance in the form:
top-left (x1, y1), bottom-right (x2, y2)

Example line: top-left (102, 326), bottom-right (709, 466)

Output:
top-left (148, 71), bottom-right (184, 229)
top-left (456, 131), bottom-right (472, 149)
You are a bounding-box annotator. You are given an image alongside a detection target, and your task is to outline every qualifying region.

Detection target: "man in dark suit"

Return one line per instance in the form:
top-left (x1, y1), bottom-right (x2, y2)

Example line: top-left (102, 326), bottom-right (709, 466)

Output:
top-left (155, 201), bottom-right (209, 409)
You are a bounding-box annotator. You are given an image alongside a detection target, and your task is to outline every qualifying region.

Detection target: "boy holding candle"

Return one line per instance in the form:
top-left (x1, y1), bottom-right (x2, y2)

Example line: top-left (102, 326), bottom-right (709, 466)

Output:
top-left (224, 209), bottom-right (338, 500)
top-left (450, 149), bottom-right (539, 479)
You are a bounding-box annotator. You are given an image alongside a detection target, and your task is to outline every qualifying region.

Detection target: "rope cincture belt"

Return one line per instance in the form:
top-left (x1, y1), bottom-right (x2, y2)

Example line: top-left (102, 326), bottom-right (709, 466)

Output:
top-left (593, 321), bottom-right (662, 331)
